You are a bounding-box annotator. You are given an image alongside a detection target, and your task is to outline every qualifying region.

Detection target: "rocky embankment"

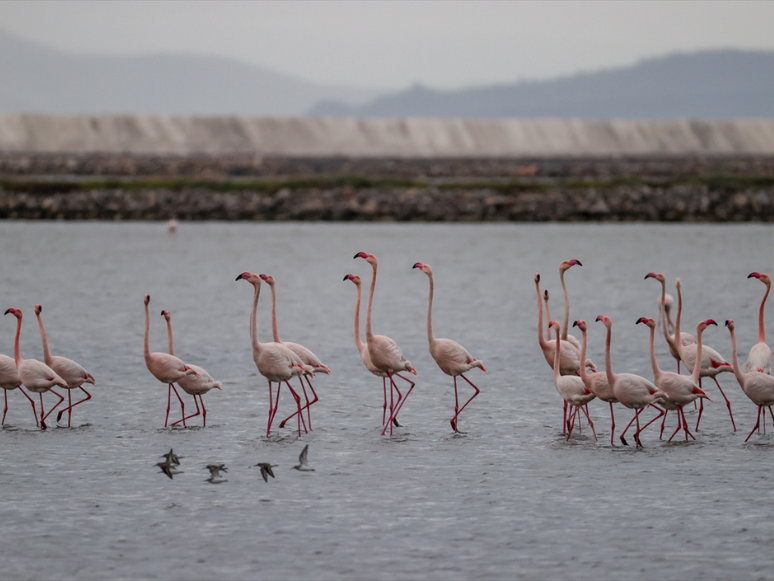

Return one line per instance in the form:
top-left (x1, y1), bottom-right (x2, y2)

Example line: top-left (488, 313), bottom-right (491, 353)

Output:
top-left (2, 154), bottom-right (774, 221)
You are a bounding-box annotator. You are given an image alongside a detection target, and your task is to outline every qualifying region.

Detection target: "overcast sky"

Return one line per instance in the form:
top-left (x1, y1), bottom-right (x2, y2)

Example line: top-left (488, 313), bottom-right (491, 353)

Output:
top-left (2, 0), bottom-right (773, 90)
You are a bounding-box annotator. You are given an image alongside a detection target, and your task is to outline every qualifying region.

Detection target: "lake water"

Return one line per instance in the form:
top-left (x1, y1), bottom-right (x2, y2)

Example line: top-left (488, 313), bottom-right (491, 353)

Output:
top-left (1, 221), bottom-right (774, 580)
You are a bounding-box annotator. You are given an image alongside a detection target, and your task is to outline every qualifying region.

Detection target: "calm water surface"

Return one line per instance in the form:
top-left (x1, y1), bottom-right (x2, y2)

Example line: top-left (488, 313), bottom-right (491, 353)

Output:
top-left (1, 222), bottom-right (774, 580)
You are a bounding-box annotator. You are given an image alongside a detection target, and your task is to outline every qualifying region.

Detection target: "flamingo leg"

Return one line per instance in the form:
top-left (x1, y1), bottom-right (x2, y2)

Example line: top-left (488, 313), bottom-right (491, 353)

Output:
top-left (451, 374), bottom-right (481, 432)
top-left (712, 376), bottom-right (736, 431)
top-left (682, 407), bottom-right (696, 441)
top-left (620, 408), bottom-right (644, 446)
top-left (637, 405), bottom-right (665, 443)
top-left (695, 380), bottom-right (705, 431)
top-left (382, 375), bottom-right (398, 436)
top-left (609, 402), bottom-right (616, 446)
top-left (165, 383), bottom-right (173, 428)
top-left (451, 376), bottom-right (460, 432)
top-left (392, 372), bottom-right (417, 426)
top-left (18, 387), bottom-right (37, 427)
top-left (563, 400), bottom-right (568, 435)
top-left (659, 410), bottom-right (669, 440)
top-left (284, 381), bottom-right (307, 436)
top-left (170, 395), bottom-right (201, 427)
top-left (382, 378), bottom-right (387, 425)
top-left (266, 381), bottom-right (274, 437)
top-left (579, 404), bottom-right (597, 442)
top-left (668, 409), bottom-right (683, 442)
top-left (279, 376), bottom-right (318, 430)
top-left (268, 381), bottom-right (284, 435)
top-left (386, 373), bottom-right (414, 429)
top-left (199, 395), bottom-right (207, 427)
top-left (746, 406), bottom-right (763, 442)
top-left (565, 405), bottom-right (579, 440)
top-left (1, 389), bottom-right (7, 425)
top-left (40, 389), bottom-right (65, 429)
top-left (170, 384), bottom-right (186, 427)
top-left (57, 387), bottom-right (92, 425)
top-left (634, 409), bottom-right (643, 448)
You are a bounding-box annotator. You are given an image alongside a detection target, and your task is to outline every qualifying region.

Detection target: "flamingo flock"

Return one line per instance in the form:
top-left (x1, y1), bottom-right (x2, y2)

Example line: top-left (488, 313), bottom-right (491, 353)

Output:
top-left (538, 259), bottom-right (774, 446)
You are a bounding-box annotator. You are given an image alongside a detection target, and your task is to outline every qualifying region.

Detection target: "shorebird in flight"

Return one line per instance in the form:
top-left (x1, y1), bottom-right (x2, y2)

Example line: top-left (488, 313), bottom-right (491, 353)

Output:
top-left (206, 463), bottom-right (228, 483)
top-left (292, 445), bottom-right (315, 472)
top-left (254, 462), bottom-right (276, 482)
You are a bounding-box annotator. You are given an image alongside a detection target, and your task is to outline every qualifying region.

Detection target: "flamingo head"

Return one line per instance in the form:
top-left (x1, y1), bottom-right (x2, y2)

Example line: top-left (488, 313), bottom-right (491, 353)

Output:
top-left (697, 319), bottom-right (718, 334)
top-left (559, 259), bottom-right (582, 273)
top-left (636, 317), bottom-right (656, 329)
top-left (160, 309), bottom-right (171, 322)
top-left (354, 251), bottom-right (377, 266)
top-left (34, 304), bottom-right (42, 315)
top-left (595, 314), bottom-right (612, 328)
top-left (4, 308), bottom-right (21, 319)
top-left (748, 271), bottom-right (771, 286)
top-left (548, 320), bottom-right (560, 332)
top-left (725, 319), bottom-right (735, 331)
top-left (412, 262), bottom-right (432, 275)
top-left (534, 273), bottom-right (540, 284)
top-left (343, 273), bottom-right (361, 285)
top-left (572, 319), bottom-right (587, 332)
top-left (544, 289), bottom-right (549, 301)
top-left (675, 277), bottom-right (682, 290)
top-left (259, 273), bottom-right (275, 285)
top-left (644, 272), bottom-right (665, 283)
top-left (144, 294), bottom-right (150, 306)
top-left (236, 272), bottom-right (261, 284)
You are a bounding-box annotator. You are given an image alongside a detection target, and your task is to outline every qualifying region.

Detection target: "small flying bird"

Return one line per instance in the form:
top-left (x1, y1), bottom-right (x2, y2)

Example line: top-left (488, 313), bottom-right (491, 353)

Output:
top-left (160, 449), bottom-right (182, 465)
top-left (206, 463), bottom-right (228, 483)
top-left (292, 444), bottom-right (315, 472)
top-left (254, 462), bottom-right (277, 483)
top-left (156, 461), bottom-right (182, 479)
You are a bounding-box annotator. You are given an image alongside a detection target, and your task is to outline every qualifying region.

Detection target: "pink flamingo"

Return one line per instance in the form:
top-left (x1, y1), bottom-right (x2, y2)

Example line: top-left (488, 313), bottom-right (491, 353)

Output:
top-left (354, 252), bottom-right (417, 436)
top-left (673, 278), bottom-right (736, 431)
top-left (596, 314), bottom-right (667, 447)
top-left (746, 272), bottom-right (772, 374)
top-left (559, 259), bottom-right (583, 349)
top-left (550, 321), bottom-right (597, 441)
top-left (33, 305), bottom-right (96, 427)
top-left (725, 319), bottom-right (774, 442)
top-left (344, 273), bottom-right (401, 427)
top-left (413, 262), bottom-right (485, 432)
top-left (645, 272), bottom-right (695, 373)
top-left (0, 352), bottom-right (38, 426)
top-left (160, 310), bottom-right (222, 427)
top-left (142, 295), bottom-right (198, 428)
top-left (4, 308), bottom-right (67, 429)
top-left (236, 272), bottom-right (311, 437)
top-left (573, 319), bottom-right (618, 445)
top-left (637, 316), bottom-right (713, 441)
top-left (259, 274), bottom-right (330, 431)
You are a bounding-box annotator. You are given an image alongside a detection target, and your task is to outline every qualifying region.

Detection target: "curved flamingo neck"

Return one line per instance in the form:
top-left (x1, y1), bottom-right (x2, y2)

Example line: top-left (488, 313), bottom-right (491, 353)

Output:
top-left (658, 279), bottom-right (678, 351)
top-left (604, 323), bottom-right (616, 387)
top-left (269, 283), bottom-right (281, 343)
top-left (164, 317), bottom-right (175, 356)
top-left (758, 281), bottom-right (770, 343)
top-left (692, 324), bottom-right (704, 383)
top-left (12, 313), bottom-right (22, 366)
top-left (535, 280), bottom-right (547, 349)
top-left (143, 301), bottom-right (152, 363)
top-left (647, 324), bottom-right (662, 382)
top-left (249, 282), bottom-right (262, 353)
top-left (560, 270), bottom-right (570, 340)
top-left (426, 272), bottom-right (435, 346)
top-left (675, 283), bottom-right (685, 358)
top-left (578, 327), bottom-right (589, 381)
top-left (365, 262), bottom-right (377, 343)
top-left (543, 294), bottom-right (552, 342)
top-left (728, 326), bottom-right (745, 386)
top-left (353, 283), bottom-right (365, 353)
top-left (35, 312), bottom-right (53, 366)
top-left (553, 325), bottom-right (561, 380)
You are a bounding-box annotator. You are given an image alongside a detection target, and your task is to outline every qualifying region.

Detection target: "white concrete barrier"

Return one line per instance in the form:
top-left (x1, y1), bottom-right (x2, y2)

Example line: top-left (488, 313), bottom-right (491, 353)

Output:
top-left (1, 114), bottom-right (774, 156)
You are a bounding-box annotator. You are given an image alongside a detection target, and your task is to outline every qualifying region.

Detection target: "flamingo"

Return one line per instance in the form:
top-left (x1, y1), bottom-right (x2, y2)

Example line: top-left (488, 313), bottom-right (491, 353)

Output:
top-left (32, 305), bottom-right (96, 428)
top-left (4, 308), bottom-right (67, 429)
top-left (596, 314), bottom-right (667, 447)
top-left (644, 272), bottom-right (695, 373)
top-left (573, 319), bottom-right (618, 445)
top-left (659, 292), bottom-right (675, 334)
top-left (259, 273), bottom-right (330, 431)
top-left (354, 252), bottom-right (417, 436)
top-left (725, 319), bottom-right (774, 442)
top-left (673, 278), bottom-right (736, 431)
top-left (746, 272), bottom-right (772, 374)
top-left (637, 316), bottom-right (713, 441)
top-left (236, 272), bottom-right (311, 437)
top-left (549, 321), bottom-right (596, 440)
top-left (160, 310), bottom-right (222, 427)
top-left (559, 259), bottom-right (583, 349)
top-left (344, 273), bottom-right (401, 427)
top-left (142, 295), bottom-right (198, 428)
top-left (413, 262), bottom-right (485, 432)
top-left (0, 352), bottom-right (37, 427)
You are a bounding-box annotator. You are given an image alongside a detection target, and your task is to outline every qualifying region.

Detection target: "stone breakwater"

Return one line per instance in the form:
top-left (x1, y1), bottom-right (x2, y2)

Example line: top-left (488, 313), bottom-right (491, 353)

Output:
top-left (2, 181), bottom-right (774, 221)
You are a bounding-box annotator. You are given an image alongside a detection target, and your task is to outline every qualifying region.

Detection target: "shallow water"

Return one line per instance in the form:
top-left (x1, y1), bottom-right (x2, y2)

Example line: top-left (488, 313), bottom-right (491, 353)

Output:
top-left (1, 221), bottom-right (774, 580)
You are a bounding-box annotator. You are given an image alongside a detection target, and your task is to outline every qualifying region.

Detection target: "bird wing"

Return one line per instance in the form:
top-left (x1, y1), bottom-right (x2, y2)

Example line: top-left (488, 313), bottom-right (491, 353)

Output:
top-left (0, 354), bottom-right (20, 387)
top-left (299, 444), bottom-right (309, 466)
top-left (50, 355), bottom-right (92, 388)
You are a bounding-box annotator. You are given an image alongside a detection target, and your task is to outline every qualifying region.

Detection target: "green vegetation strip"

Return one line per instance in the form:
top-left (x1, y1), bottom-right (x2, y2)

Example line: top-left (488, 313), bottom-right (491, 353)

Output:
top-left (1, 175), bottom-right (774, 195)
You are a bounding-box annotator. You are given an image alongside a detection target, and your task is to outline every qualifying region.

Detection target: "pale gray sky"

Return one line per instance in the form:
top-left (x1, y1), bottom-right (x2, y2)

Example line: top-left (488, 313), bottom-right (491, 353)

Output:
top-left (2, 0), bottom-right (773, 90)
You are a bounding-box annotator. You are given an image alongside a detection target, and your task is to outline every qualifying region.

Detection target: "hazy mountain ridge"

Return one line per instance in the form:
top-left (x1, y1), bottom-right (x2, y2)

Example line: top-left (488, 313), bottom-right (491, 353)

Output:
top-left (309, 50), bottom-right (774, 119)
top-left (0, 28), bottom-right (380, 116)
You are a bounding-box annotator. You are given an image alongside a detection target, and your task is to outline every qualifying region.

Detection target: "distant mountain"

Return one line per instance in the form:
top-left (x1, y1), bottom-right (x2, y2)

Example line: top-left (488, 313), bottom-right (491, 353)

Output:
top-left (309, 50), bottom-right (774, 119)
top-left (0, 28), bottom-right (380, 116)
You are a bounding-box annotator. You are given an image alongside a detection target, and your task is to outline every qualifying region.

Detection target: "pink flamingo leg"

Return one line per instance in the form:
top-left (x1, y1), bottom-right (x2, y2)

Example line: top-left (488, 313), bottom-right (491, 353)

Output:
top-left (695, 380), bottom-right (705, 431)
top-left (283, 380), bottom-right (307, 436)
top-left (563, 400), bottom-right (568, 434)
top-left (668, 409), bottom-right (683, 442)
top-left (681, 408), bottom-right (696, 441)
top-left (451, 376), bottom-right (460, 432)
top-left (1, 390), bottom-right (7, 425)
top-left (18, 387), bottom-right (37, 427)
top-left (279, 376), bottom-right (318, 430)
top-left (170, 395), bottom-right (201, 427)
top-left (386, 372), bottom-right (414, 428)
top-left (578, 404), bottom-right (597, 441)
top-left (266, 381), bottom-right (275, 437)
top-left (712, 377), bottom-right (736, 431)
top-left (169, 384), bottom-right (187, 427)
top-left (450, 374), bottom-right (481, 432)
top-left (745, 406), bottom-right (763, 442)
top-left (620, 408), bottom-right (645, 446)
top-left (382, 375), bottom-right (400, 436)
top-left (57, 387), bottom-right (92, 426)
top-left (164, 383), bottom-right (174, 428)
top-left (635, 405), bottom-right (665, 446)
top-left (40, 389), bottom-right (65, 429)
top-left (382, 378), bottom-right (388, 425)
top-left (565, 406), bottom-right (579, 440)
top-left (608, 402), bottom-right (616, 446)
top-left (199, 395), bottom-right (207, 427)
